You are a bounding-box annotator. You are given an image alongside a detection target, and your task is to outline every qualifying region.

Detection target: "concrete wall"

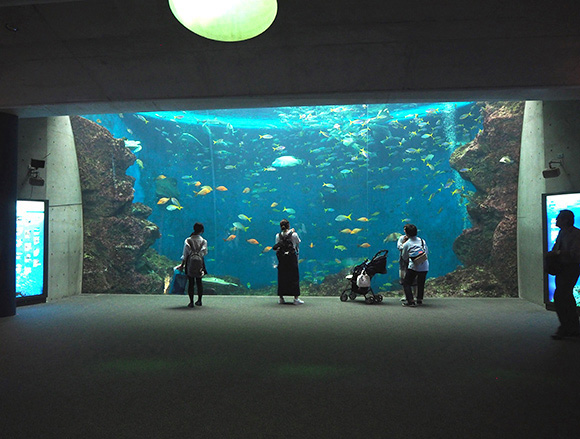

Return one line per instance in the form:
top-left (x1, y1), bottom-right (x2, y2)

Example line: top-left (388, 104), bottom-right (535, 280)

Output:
top-left (518, 101), bottom-right (580, 306)
top-left (18, 117), bottom-right (83, 301)
top-left (0, 113), bottom-right (18, 317)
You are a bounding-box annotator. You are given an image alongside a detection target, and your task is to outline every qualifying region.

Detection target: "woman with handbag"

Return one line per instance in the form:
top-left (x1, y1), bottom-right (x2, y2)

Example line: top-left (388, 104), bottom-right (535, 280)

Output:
top-left (400, 224), bottom-right (429, 307)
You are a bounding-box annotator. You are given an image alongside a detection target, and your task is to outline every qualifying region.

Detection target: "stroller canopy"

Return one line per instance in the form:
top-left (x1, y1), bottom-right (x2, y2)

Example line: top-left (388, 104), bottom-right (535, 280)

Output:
top-left (365, 250), bottom-right (388, 277)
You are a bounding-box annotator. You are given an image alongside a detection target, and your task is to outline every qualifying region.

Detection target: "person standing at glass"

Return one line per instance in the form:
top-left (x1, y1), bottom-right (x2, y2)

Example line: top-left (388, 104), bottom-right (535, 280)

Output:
top-left (549, 210), bottom-right (580, 339)
top-left (178, 222), bottom-right (208, 308)
top-left (400, 224), bottom-right (429, 307)
top-left (273, 219), bottom-right (303, 305)
top-left (397, 233), bottom-right (417, 301)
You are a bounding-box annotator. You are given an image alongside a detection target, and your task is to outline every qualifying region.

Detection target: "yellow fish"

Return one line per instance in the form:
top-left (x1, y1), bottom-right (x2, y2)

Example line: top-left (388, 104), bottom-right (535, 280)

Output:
top-left (340, 228), bottom-right (353, 234)
top-left (243, 187), bottom-right (251, 194)
top-left (224, 234), bottom-right (236, 242)
top-left (196, 186), bottom-right (212, 196)
top-left (271, 202), bottom-right (279, 208)
top-left (247, 238), bottom-right (260, 245)
top-left (357, 217), bottom-right (369, 222)
top-left (262, 246), bottom-right (273, 253)
top-left (157, 197), bottom-right (170, 205)
top-left (334, 245), bottom-right (347, 251)
top-left (358, 243), bottom-right (371, 248)
top-left (350, 228), bottom-right (363, 234)
top-left (216, 186), bottom-right (228, 191)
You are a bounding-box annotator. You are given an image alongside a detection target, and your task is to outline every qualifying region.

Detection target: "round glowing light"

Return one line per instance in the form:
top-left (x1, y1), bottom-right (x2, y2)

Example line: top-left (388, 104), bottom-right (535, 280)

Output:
top-left (168, 0), bottom-right (278, 42)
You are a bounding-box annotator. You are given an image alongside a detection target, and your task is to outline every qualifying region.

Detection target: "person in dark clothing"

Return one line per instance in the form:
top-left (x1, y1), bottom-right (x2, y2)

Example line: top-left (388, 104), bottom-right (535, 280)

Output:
top-left (178, 222), bottom-right (208, 308)
top-left (548, 210), bottom-right (580, 339)
top-left (273, 219), bottom-right (303, 305)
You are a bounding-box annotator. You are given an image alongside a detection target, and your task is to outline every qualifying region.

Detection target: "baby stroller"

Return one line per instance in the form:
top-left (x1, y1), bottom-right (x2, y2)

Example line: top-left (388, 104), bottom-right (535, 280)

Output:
top-left (340, 249), bottom-right (388, 304)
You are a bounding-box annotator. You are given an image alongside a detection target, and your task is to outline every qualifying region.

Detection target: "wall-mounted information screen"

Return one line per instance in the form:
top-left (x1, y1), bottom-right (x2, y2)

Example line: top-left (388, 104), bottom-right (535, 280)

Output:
top-left (542, 192), bottom-right (580, 308)
top-left (16, 200), bottom-right (48, 304)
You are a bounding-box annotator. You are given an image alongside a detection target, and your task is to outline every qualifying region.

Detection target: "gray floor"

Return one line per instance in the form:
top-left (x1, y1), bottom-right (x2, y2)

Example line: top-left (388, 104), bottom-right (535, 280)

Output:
top-left (1, 295), bottom-right (580, 439)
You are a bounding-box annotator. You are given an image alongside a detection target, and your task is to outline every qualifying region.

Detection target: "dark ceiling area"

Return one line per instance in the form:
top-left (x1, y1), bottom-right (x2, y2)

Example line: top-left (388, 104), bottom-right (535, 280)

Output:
top-left (1, 0), bottom-right (579, 117)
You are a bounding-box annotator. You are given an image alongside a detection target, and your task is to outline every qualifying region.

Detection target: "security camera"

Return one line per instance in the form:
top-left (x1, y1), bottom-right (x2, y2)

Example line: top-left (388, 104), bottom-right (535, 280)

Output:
top-left (542, 167), bottom-right (561, 178)
top-left (30, 159), bottom-right (45, 169)
top-left (542, 159), bottom-right (562, 179)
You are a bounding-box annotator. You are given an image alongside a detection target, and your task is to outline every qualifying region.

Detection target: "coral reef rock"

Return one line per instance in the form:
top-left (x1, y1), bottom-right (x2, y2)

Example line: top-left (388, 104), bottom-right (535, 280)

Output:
top-left (426, 266), bottom-right (514, 298)
top-left (72, 116), bottom-right (169, 294)
top-left (447, 102), bottom-right (523, 296)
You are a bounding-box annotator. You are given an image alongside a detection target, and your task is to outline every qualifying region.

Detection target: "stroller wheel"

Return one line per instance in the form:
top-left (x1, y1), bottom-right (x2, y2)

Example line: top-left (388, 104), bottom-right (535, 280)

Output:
top-left (340, 290), bottom-right (349, 302)
top-left (365, 294), bottom-right (375, 304)
top-left (376, 294), bottom-right (383, 303)
top-left (349, 291), bottom-right (357, 301)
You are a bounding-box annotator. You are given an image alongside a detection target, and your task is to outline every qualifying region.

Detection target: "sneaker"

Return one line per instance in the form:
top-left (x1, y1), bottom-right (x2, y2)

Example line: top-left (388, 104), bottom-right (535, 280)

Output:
top-left (416, 301), bottom-right (423, 305)
top-left (195, 300), bottom-right (202, 306)
top-left (187, 302), bottom-right (194, 308)
top-left (279, 297), bottom-right (286, 304)
top-left (294, 298), bottom-right (304, 305)
top-left (401, 301), bottom-right (416, 307)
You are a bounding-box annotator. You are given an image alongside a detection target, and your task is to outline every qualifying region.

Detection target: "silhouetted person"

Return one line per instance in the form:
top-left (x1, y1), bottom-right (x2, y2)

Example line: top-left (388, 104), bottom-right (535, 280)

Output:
top-left (178, 222), bottom-right (208, 308)
top-left (548, 210), bottom-right (580, 339)
top-left (273, 219), bottom-right (303, 304)
top-left (400, 224), bottom-right (429, 307)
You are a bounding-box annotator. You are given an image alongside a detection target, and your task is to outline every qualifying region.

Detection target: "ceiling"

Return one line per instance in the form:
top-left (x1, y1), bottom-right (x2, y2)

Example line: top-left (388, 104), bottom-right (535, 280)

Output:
top-left (1, 0), bottom-right (579, 118)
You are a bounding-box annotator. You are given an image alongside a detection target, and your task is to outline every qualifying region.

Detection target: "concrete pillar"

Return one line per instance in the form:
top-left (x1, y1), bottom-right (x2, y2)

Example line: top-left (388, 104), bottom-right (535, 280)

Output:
top-left (518, 101), bottom-right (580, 306)
top-left (0, 113), bottom-right (18, 317)
top-left (18, 117), bottom-right (83, 301)
top-left (517, 101), bottom-right (546, 306)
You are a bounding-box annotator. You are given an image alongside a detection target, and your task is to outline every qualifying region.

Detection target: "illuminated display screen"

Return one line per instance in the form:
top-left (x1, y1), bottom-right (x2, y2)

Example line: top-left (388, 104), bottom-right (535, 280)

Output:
top-left (543, 193), bottom-right (580, 306)
top-left (16, 200), bottom-right (47, 302)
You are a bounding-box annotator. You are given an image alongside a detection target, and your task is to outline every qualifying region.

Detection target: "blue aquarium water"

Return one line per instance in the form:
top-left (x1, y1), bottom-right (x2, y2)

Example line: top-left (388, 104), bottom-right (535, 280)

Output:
top-left (84, 102), bottom-right (480, 291)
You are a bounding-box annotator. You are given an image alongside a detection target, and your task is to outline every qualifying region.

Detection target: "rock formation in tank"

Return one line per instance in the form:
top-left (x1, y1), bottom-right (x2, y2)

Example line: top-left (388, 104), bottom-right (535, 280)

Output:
top-left (428, 101), bottom-right (523, 297)
top-left (71, 116), bottom-right (171, 294)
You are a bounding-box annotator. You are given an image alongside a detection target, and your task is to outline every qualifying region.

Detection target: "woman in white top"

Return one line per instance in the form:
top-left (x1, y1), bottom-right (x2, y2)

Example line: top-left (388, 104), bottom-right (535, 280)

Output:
top-left (400, 224), bottom-right (429, 307)
top-left (273, 219), bottom-right (303, 305)
top-left (178, 222), bottom-right (208, 308)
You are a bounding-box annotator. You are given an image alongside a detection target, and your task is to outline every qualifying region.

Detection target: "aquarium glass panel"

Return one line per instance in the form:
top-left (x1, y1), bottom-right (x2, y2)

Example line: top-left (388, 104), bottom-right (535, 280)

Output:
top-left (84, 102), bottom-right (482, 292)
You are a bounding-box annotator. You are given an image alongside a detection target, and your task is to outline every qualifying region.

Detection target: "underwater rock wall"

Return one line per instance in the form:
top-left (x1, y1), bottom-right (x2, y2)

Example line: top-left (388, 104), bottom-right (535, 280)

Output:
top-left (71, 116), bottom-right (167, 294)
top-left (446, 102), bottom-right (523, 295)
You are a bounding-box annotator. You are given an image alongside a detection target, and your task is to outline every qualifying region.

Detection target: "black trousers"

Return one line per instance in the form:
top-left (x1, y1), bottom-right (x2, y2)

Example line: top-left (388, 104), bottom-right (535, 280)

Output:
top-left (403, 269), bottom-right (427, 304)
top-left (554, 264), bottom-right (580, 335)
top-left (187, 276), bottom-right (203, 302)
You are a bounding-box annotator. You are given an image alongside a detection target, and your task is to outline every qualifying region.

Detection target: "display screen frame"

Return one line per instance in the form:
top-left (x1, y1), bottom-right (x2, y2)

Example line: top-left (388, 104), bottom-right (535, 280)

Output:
top-left (542, 192), bottom-right (580, 311)
top-left (16, 199), bottom-right (48, 306)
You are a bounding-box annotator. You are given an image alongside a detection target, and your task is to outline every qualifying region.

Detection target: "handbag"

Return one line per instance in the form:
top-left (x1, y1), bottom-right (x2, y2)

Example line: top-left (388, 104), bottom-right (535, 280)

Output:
top-left (410, 238), bottom-right (428, 265)
top-left (168, 267), bottom-right (188, 294)
top-left (356, 269), bottom-right (371, 288)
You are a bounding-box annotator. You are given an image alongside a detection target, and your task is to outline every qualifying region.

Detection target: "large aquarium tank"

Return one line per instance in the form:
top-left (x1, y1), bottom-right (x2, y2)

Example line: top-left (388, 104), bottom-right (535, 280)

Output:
top-left (83, 102), bottom-right (482, 292)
